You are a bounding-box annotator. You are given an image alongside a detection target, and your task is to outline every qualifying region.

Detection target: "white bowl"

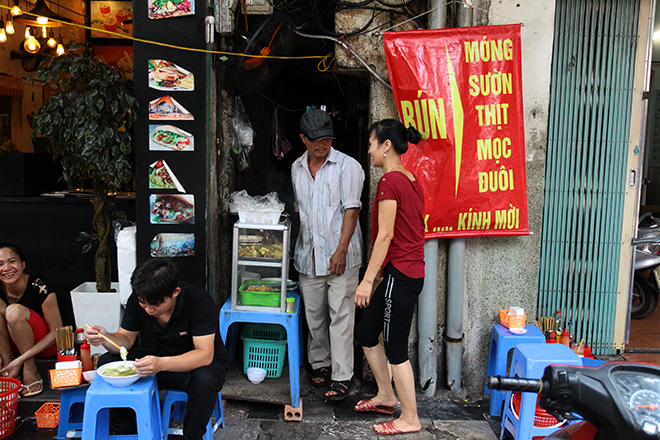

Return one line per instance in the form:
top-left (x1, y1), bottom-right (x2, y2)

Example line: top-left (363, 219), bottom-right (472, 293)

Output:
top-left (247, 367), bottom-right (266, 384)
top-left (82, 370), bottom-right (97, 383)
top-left (97, 361), bottom-right (140, 387)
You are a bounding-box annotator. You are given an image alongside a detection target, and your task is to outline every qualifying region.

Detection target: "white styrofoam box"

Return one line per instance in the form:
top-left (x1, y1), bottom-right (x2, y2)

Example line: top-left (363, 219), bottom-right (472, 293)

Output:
top-left (70, 282), bottom-right (124, 356)
top-left (116, 226), bottom-right (137, 306)
top-left (56, 360), bottom-right (82, 369)
top-left (237, 209), bottom-right (281, 224)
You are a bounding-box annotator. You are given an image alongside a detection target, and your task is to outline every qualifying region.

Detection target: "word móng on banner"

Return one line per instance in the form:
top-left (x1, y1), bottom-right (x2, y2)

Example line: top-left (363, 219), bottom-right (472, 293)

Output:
top-left (464, 38), bottom-right (514, 63)
top-left (400, 93), bottom-right (447, 140)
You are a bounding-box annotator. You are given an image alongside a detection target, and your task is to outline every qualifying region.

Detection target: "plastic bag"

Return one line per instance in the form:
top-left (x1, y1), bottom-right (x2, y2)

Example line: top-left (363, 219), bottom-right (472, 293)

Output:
top-left (229, 190), bottom-right (285, 213)
top-left (271, 107), bottom-right (292, 160)
top-left (230, 96), bottom-right (254, 172)
top-left (230, 132), bottom-right (251, 172)
top-left (232, 96), bottom-right (254, 152)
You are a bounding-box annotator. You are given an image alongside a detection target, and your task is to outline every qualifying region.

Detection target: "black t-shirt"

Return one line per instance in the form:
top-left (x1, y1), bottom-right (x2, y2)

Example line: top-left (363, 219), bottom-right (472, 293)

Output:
top-left (121, 281), bottom-right (229, 363)
top-left (0, 274), bottom-right (50, 318)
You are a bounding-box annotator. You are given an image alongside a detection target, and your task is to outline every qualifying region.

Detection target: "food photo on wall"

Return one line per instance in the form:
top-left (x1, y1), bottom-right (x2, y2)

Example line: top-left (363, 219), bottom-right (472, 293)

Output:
top-left (148, 160), bottom-right (186, 192)
top-left (150, 233), bottom-right (195, 257)
top-left (148, 96), bottom-right (194, 120)
top-left (148, 60), bottom-right (194, 91)
top-left (148, 0), bottom-right (194, 20)
top-left (149, 194), bottom-right (195, 224)
top-left (148, 125), bottom-right (194, 151)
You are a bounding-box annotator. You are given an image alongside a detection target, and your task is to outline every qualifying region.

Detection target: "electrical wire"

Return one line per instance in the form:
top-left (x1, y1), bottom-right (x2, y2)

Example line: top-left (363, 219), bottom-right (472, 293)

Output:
top-left (0, 4), bottom-right (328, 60)
top-left (295, 29), bottom-right (391, 90)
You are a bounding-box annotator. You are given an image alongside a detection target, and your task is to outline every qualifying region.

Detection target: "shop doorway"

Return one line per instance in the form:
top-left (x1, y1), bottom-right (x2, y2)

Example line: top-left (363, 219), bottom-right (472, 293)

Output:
top-left (232, 32), bottom-right (372, 273)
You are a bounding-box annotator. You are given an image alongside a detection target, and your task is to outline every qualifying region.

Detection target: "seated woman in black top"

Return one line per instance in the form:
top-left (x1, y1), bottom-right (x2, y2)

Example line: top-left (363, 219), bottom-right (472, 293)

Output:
top-left (0, 243), bottom-right (62, 397)
top-left (87, 258), bottom-right (229, 440)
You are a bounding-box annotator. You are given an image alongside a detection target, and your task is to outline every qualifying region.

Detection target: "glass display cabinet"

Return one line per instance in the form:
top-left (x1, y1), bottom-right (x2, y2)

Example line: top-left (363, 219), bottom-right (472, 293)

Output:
top-left (231, 218), bottom-right (290, 312)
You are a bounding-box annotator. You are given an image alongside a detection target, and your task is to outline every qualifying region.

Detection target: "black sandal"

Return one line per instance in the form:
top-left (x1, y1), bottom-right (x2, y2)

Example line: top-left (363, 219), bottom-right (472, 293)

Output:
top-left (311, 367), bottom-right (330, 387)
top-left (324, 379), bottom-right (354, 401)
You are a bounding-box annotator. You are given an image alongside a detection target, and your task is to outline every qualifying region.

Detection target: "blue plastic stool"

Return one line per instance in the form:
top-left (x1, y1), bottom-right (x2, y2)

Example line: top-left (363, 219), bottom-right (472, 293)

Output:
top-left (500, 343), bottom-right (582, 440)
top-left (219, 291), bottom-right (303, 408)
top-left (161, 389), bottom-right (224, 440)
top-left (56, 385), bottom-right (89, 439)
top-left (485, 324), bottom-right (546, 416)
top-left (81, 375), bottom-right (161, 440)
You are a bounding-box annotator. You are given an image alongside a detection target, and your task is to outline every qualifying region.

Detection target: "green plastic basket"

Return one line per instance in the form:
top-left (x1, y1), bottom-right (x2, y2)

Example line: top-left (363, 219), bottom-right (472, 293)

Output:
top-left (241, 324), bottom-right (287, 378)
top-left (239, 280), bottom-right (282, 307)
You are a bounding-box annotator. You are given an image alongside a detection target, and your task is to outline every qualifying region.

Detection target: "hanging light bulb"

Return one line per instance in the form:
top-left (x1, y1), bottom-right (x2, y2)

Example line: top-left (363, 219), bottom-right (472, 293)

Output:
top-left (25, 25), bottom-right (31, 39)
top-left (41, 25), bottom-right (47, 38)
top-left (24, 36), bottom-right (40, 54)
top-left (0, 29), bottom-right (6, 44)
top-left (36, 16), bottom-right (48, 25)
top-left (10, 0), bottom-right (21, 16)
top-left (5, 17), bottom-right (15, 35)
top-left (56, 43), bottom-right (64, 56)
top-left (46, 30), bottom-right (56, 48)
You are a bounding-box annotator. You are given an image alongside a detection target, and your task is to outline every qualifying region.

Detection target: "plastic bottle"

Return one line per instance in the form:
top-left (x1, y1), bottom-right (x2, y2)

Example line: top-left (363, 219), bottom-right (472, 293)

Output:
top-left (74, 328), bottom-right (85, 356)
top-left (554, 311), bottom-right (563, 333)
top-left (80, 340), bottom-right (93, 372)
top-left (567, 321), bottom-right (574, 345)
top-left (583, 344), bottom-right (594, 359)
top-left (560, 329), bottom-right (571, 346)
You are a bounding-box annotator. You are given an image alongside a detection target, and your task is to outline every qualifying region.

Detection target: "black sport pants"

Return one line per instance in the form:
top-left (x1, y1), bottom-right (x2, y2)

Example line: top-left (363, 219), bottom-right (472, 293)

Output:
top-left (355, 263), bottom-right (423, 365)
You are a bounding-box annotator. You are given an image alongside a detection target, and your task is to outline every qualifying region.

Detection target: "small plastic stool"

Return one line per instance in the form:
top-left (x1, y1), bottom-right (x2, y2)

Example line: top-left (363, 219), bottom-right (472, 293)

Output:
top-left (500, 343), bottom-right (581, 440)
top-left (82, 375), bottom-right (161, 440)
top-left (219, 291), bottom-right (303, 408)
top-left (485, 324), bottom-right (546, 416)
top-left (56, 385), bottom-right (89, 439)
top-left (161, 389), bottom-right (224, 440)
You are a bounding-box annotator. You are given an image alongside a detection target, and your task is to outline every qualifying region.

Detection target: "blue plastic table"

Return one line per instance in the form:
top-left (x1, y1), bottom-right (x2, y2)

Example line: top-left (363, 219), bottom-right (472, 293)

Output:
top-left (218, 291), bottom-right (303, 407)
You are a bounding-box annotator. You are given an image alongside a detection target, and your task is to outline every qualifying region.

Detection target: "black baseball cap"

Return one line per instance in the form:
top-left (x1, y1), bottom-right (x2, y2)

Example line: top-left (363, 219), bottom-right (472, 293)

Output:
top-left (300, 109), bottom-right (335, 141)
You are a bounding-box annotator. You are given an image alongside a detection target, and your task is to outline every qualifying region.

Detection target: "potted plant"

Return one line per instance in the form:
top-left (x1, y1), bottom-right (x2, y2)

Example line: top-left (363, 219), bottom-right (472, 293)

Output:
top-left (33, 43), bottom-right (137, 293)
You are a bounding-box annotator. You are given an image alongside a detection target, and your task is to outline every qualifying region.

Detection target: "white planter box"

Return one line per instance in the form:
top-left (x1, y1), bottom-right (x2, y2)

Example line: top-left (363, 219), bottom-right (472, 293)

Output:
top-left (70, 282), bottom-right (124, 356)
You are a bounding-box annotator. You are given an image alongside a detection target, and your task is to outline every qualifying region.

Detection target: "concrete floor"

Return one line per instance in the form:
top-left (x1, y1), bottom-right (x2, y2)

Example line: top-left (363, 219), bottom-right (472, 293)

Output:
top-left (13, 362), bottom-right (500, 440)
top-left (623, 303), bottom-right (660, 364)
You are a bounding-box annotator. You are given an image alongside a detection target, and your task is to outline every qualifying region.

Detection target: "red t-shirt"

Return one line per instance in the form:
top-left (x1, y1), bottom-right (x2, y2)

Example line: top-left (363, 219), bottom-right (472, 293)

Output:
top-left (372, 171), bottom-right (425, 279)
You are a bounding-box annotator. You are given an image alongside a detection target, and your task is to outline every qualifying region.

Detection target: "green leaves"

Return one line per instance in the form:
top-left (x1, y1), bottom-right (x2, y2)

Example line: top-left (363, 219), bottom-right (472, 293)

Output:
top-left (33, 44), bottom-right (136, 192)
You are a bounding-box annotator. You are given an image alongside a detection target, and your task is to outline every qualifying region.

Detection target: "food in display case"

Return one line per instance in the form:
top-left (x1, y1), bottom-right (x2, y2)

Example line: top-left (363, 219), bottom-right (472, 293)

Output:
top-left (238, 231), bottom-right (283, 259)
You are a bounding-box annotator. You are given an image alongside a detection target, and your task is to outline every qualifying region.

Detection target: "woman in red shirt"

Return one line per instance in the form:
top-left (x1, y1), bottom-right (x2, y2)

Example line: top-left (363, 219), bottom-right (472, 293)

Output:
top-left (354, 119), bottom-right (425, 435)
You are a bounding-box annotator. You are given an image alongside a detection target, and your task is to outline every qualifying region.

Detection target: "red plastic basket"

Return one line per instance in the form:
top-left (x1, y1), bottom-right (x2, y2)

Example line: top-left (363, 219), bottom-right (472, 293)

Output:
top-left (0, 378), bottom-right (21, 439)
top-left (511, 392), bottom-right (565, 429)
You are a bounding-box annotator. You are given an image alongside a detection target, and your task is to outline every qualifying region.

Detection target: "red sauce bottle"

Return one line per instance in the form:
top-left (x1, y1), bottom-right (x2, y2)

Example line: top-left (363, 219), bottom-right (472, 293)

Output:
top-left (80, 341), bottom-right (94, 372)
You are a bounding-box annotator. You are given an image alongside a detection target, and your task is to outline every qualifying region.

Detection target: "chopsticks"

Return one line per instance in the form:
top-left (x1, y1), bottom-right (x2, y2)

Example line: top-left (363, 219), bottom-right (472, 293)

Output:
top-left (85, 324), bottom-right (121, 350)
top-left (55, 326), bottom-right (75, 355)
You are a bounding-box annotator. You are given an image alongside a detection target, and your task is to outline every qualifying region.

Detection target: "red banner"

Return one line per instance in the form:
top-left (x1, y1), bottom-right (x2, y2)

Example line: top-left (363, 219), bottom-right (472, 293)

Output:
top-left (383, 24), bottom-right (529, 238)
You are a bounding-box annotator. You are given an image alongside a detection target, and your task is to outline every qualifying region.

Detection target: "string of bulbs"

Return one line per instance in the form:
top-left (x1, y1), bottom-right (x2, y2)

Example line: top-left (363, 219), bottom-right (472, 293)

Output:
top-left (1, 0), bottom-right (66, 55)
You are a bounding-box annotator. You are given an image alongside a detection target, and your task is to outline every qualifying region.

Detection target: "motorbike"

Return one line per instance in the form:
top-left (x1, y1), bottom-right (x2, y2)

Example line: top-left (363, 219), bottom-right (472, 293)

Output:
top-left (487, 362), bottom-right (660, 440)
top-left (632, 212), bottom-right (660, 319)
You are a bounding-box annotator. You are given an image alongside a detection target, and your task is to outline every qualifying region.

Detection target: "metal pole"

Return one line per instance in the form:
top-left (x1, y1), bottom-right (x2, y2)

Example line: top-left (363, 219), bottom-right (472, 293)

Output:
top-left (416, 0), bottom-right (448, 398)
top-left (446, 0), bottom-right (473, 393)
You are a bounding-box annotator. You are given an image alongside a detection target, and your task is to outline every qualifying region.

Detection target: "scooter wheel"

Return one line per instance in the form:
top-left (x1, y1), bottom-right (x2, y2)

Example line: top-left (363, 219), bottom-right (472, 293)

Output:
top-left (631, 271), bottom-right (659, 319)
